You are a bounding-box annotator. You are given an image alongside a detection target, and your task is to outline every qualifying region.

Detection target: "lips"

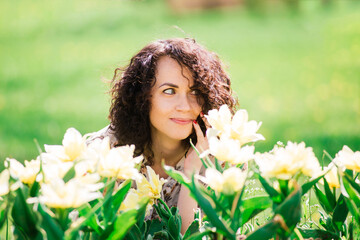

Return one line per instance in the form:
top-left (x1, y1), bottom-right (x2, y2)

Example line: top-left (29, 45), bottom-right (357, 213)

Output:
top-left (170, 118), bottom-right (193, 125)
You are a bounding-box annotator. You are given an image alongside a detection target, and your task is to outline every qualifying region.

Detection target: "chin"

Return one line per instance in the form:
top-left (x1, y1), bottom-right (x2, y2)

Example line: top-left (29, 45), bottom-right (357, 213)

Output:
top-left (169, 129), bottom-right (192, 141)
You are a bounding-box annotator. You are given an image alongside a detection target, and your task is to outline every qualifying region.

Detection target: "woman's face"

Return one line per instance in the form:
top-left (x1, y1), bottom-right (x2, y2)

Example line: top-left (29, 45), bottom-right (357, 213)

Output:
top-left (149, 56), bottom-right (202, 143)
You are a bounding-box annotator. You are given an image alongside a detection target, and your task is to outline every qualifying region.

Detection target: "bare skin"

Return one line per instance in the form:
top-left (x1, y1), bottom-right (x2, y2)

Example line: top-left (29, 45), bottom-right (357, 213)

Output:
top-left (148, 56), bottom-right (209, 234)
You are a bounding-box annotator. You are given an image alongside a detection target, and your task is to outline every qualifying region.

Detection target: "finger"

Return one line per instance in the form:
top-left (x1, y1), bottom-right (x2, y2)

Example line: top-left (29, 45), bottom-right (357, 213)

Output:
top-left (200, 111), bottom-right (211, 129)
top-left (193, 121), bottom-right (208, 150)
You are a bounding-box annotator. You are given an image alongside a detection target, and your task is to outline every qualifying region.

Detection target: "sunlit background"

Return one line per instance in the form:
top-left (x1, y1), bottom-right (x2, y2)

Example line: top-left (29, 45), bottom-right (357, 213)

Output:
top-left (1, 0), bottom-right (359, 169)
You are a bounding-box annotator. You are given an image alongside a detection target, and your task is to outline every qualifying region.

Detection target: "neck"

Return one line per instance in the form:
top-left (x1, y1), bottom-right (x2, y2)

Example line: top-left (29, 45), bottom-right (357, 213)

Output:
top-left (151, 134), bottom-right (187, 167)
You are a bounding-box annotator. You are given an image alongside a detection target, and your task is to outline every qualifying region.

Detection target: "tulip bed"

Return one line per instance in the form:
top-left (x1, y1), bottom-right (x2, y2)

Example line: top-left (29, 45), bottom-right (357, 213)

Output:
top-left (1, 106), bottom-right (359, 240)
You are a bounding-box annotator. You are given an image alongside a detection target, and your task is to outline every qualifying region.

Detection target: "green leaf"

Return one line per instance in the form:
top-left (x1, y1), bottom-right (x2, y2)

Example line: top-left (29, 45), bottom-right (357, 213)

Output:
top-left (62, 165), bottom-right (76, 183)
top-left (301, 174), bottom-right (323, 195)
top-left (11, 186), bottom-right (41, 239)
top-left (183, 220), bottom-right (200, 239)
top-left (38, 204), bottom-right (64, 240)
top-left (189, 176), bottom-right (234, 239)
top-left (64, 199), bottom-right (106, 240)
top-left (184, 229), bottom-right (213, 240)
top-left (274, 187), bottom-right (302, 233)
top-left (106, 209), bottom-right (138, 240)
top-left (29, 181), bottom-right (40, 197)
top-left (341, 174), bottom-right (360, 208)
top-left (153, 230), bottom-right (170, 240)
top-left (323, 177), bottom-right (336, 209)
top-left (314, 184), bottom-right (333, 214)
top-left (163, 163), bottom-right (190, 186)
top-left (230, 190), bottom-right (244, 231)
top-left (111, 179), bottom-right (131, 214)
top-left (154, 200), bottom-right (171, 222)
top-left (214, 158), bottom-right (223, 173)
top-left (135, 197), bottom-right (150, 228)
top-left (126, 224), bottom-right (142, 240)
top-left (246, 220), bottom-right (279, 240)
top-left (102, 179), bottom-right (116, 225)
top-left (168, 215), bottom-right (181, 240)
top-left (146, 219), bottom-right (165, 236)
top-left (340, 175), bottom-right (360, 223)
top-left (123, 198), bottom-right (150, 239)
top-left (0, 201), bottom-right (8, 230)
top-left (78, 203), bottom-right (103, 234)
top-left (256, 172), bottom-right (281, 203)
top-left (189, 139), bottom-right (214, 169)
top-left (240, 196), bottom-right (272, 225)
top-left (332, 194), bottom-right (348, 232)
top-left (171, 206), bottom-right (179, 216)
top-left (298, 228), bottom-right (340, 240)
top-left (344, 173), bottom-right (360, 194)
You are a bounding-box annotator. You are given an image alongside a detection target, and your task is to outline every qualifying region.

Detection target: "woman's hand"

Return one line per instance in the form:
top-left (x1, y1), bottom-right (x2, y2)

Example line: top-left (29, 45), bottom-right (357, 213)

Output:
top-left (183, 112), bottom-right (210, 177)
top-left (179, 112), bottom-right (210, 234)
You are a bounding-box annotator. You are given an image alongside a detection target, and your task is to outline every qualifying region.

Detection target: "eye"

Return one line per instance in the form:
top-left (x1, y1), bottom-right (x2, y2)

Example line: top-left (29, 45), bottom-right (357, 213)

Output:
top-left (163, 88), bottom-right (175, 95)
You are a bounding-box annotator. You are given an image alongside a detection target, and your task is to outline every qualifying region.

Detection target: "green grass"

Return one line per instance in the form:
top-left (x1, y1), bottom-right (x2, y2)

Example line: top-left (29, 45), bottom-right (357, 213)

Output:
top-left (1, 0), bottom-right (359, 168)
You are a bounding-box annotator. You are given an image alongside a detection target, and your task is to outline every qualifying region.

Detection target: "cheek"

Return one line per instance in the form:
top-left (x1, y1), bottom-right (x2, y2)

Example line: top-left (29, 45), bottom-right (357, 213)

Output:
top-left (149, 98), bottom-right (169, 122)
top-left (192, 100), bottom-right (202, 115)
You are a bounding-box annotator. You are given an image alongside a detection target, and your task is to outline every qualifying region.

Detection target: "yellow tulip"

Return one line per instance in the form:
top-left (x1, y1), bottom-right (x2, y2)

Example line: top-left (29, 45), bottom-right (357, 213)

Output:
top-left (120, 167), bottom-right (166, 216)
top-left (136, 166), bottom-right (167, 204)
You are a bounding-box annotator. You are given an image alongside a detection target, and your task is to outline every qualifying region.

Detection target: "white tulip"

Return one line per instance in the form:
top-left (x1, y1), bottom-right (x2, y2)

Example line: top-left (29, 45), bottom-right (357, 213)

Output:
top-left (334, 145), bottom-right (360, 172)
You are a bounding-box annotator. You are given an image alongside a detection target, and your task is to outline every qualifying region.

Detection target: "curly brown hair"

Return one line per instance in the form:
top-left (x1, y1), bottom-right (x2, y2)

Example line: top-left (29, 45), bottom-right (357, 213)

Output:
top-left (109, 38), bottom-right (237, 165)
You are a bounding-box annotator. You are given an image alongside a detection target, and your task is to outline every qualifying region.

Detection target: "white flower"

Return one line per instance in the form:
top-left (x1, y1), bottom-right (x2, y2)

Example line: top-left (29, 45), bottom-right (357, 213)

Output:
top-left (206, 105), bottom-right (232, 134)
top-left (334, 145), bottom-right (360, 172)
top-left (44, 128), bottom-right (86, 162)
top-left (0, 169), bottom-right (10, 196)
top-left (227, 109), bottom-right (265, 145)
top-left (208, 136), bottom-right (254, 165)
top-left (39, 155), bottom-right (73, 183)
top-left (74, 137), bottom-right (112, 177)
top-left (205, 105), bottom-right (264, 146)
top-left (320, 163), bottom-right (340, 189)
top-left (39, 175), bottom-right (103, 209)
top-left (255, 141), bottom-right (321, 180)
top-left (120, 167), bottom-right (166, 216)
top-left (97, 144), bottom-right (143, 180)
top-left (201, 167), bottom-right (247, 195)
top-left (8, 158), bottom-right (40, 185)
top-left (119, 188), bottom-right (140, 212)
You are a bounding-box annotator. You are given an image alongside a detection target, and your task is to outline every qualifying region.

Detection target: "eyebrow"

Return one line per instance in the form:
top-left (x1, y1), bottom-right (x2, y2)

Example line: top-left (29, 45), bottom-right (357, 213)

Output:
top-left (158, 83), bottom-right (179, 88)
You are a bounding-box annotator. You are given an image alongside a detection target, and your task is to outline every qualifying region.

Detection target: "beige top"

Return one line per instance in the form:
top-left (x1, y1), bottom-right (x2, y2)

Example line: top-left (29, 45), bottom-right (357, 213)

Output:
top-left (86, 125), bottom-right (186, 219)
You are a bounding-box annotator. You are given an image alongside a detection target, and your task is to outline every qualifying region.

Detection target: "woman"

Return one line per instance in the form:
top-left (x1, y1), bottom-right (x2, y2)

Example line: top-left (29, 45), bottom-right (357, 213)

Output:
top-left (88, 38), bottom-right (237, 232)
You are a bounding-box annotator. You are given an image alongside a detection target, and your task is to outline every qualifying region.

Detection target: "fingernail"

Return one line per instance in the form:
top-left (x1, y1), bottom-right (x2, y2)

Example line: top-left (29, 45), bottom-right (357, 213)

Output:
top-left (200, 112), bottom-right (204, 117)
top-left (193, 120), bottom-right (197, 124)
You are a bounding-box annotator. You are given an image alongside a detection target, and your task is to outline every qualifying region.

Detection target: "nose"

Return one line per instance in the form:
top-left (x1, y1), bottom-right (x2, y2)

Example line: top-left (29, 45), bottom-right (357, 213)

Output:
top-left (175, 94), bottom-right (191, 112)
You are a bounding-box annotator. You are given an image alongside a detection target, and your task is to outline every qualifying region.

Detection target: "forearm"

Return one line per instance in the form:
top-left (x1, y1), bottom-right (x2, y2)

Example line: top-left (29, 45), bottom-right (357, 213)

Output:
top-left (177, 185), bottom-right (197, 234)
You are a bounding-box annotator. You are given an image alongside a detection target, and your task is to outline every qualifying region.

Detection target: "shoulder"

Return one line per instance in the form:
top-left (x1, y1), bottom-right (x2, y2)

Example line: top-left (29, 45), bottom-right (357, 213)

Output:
top-left (85, 125), bottom-right (119, 148)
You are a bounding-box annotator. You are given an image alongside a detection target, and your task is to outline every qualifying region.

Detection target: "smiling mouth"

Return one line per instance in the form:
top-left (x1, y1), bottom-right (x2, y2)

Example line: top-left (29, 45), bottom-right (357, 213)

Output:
top-left (170, 118), bottom-right (193, 125)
